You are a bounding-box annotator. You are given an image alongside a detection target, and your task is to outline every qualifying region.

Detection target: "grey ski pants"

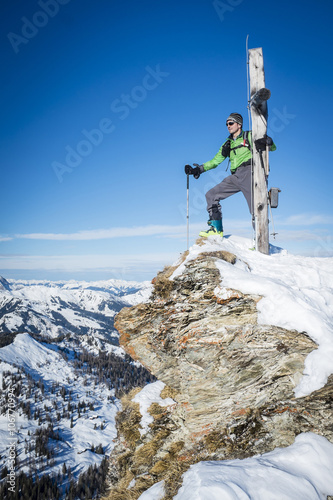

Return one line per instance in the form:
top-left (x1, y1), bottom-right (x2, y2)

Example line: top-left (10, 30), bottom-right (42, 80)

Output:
top-left (205, 164), bottom-right (253, 220)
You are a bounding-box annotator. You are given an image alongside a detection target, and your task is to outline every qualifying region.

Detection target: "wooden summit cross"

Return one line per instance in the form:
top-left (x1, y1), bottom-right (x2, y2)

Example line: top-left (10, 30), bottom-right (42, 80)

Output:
top-left (248, 47), bottom-right (271, 255)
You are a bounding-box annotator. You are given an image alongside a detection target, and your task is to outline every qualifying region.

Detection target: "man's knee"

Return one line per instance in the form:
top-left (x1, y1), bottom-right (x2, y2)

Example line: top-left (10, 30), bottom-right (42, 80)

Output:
top-left (205, 186), bottom-right (217, 205)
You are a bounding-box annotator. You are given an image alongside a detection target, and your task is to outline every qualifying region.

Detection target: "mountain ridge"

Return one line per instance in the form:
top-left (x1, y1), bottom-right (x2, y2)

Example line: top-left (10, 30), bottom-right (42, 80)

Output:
top-left (0, 276), bottom-right (152, 345)
top-left (108, 235), bottom-right (333, 499)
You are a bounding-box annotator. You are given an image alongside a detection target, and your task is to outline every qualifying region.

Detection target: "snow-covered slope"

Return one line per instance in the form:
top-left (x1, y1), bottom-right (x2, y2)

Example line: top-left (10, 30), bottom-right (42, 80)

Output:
top-left (139, 435), bottom-right (333, 500)
top-left (0, 333), bottom-right (118, 477)
top-left (173, 433), bottom-right (333, 500)
top-left (0, 276), bottom-right (154, 497)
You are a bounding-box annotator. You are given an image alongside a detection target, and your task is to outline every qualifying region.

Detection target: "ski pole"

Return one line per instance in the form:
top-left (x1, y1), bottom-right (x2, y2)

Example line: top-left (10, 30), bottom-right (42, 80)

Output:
top-left (186, 173), bottom-right (189, 251)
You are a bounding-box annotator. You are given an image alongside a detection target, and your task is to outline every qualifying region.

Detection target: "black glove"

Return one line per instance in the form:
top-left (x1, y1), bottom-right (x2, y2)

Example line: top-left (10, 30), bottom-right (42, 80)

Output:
top-left (255, 135), bottom-right (273, 151)
top-left (184, 164), bottom-right (202, 179)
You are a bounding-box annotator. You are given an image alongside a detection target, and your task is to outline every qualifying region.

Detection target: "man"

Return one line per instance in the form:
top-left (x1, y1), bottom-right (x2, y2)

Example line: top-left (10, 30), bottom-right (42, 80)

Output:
top-left (185, 112), bottom-right (276, 237)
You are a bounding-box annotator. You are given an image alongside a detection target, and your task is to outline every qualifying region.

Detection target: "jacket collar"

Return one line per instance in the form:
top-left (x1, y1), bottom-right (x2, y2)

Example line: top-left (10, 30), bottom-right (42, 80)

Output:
top-left (229, 130), bottom-right (243, 140)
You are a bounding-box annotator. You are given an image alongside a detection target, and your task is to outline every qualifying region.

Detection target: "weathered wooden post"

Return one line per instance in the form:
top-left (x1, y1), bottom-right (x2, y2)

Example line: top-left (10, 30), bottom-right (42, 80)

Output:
top-left (248, 47), bottom-right (270, 255)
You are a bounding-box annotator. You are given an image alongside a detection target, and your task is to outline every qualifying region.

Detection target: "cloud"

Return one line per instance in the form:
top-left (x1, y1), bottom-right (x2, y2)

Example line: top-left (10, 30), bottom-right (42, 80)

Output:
top-left (0, 237), bottom-right (13, 242)
top-left (15, 225), bottom-right (189, 241)
top-left (7, 213), bottom-right (332, 243)
top-left (280, 214), bottom-right (333, 227)
top-left (0, 252), bottom-right (180, 272)
top-left (274, 229), bottom-right (326, 242)
top-left (12, 220), bottom-right (253, 242)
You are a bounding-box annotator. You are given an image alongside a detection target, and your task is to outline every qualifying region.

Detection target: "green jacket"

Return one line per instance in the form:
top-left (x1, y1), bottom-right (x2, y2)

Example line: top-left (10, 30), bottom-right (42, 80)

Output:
top-left (203, 131), bottom-right (276, 173)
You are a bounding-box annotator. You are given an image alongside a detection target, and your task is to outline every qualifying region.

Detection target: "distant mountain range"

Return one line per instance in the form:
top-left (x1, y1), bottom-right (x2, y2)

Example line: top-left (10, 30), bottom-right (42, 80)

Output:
top-left (0, 276), bottom-right (154, 499)
top-left (0, 276), bottom-right (152, 346)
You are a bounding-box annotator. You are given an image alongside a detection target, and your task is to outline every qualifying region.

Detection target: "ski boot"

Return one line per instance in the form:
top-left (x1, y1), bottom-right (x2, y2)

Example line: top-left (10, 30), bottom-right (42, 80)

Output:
top-left (199, 219), bottom-right (223, 238)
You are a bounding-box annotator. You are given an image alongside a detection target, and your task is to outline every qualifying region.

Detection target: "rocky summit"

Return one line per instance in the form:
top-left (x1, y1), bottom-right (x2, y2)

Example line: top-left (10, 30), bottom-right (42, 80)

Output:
top-left (107, 239), bottom-right (333, 499)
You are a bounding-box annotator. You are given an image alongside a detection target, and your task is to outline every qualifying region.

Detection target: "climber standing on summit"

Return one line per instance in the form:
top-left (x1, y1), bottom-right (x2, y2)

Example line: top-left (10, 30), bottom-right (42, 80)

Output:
top-left (185, 112), bottom-right (276, 238)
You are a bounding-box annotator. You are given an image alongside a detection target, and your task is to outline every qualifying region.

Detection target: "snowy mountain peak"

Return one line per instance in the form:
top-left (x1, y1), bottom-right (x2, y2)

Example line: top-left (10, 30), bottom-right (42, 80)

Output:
top-left (0, 276), bottom-right (11, 291)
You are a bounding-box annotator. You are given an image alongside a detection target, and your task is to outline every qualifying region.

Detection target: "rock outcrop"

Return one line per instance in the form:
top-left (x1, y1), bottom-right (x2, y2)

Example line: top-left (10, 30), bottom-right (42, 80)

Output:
top-left (106, 242), bottom-right (333, 499)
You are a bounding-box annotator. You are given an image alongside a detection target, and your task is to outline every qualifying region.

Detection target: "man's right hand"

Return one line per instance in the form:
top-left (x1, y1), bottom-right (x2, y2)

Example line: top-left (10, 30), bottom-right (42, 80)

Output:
top-left (184, 164), bottom-right (202, 179)
top-left (255, 135), bottom-right (274, 151)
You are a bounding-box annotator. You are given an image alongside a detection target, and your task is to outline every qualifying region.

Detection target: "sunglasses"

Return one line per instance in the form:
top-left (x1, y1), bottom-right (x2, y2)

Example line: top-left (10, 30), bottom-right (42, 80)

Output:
top-left (226, 121), bottom-right (236, 126)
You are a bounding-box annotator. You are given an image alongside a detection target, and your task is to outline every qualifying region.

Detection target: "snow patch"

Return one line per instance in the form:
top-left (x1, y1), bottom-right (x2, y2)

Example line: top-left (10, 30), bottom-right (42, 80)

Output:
top-left (137, 480), bottom-right (165, 499)
top-left (173, 433), bottom-right (333, 500)
top-left (132, 381), bottom-right (176, 436)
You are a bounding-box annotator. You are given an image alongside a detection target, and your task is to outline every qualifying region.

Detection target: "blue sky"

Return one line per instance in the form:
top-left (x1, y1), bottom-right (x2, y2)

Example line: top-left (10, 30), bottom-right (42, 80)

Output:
top-left (1, 0), bottom-right (333, 281)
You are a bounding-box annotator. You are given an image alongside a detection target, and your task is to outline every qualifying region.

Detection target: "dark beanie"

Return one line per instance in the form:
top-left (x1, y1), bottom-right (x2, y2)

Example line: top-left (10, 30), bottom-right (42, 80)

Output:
top-left (226, 113), bottom-right (243, 126)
